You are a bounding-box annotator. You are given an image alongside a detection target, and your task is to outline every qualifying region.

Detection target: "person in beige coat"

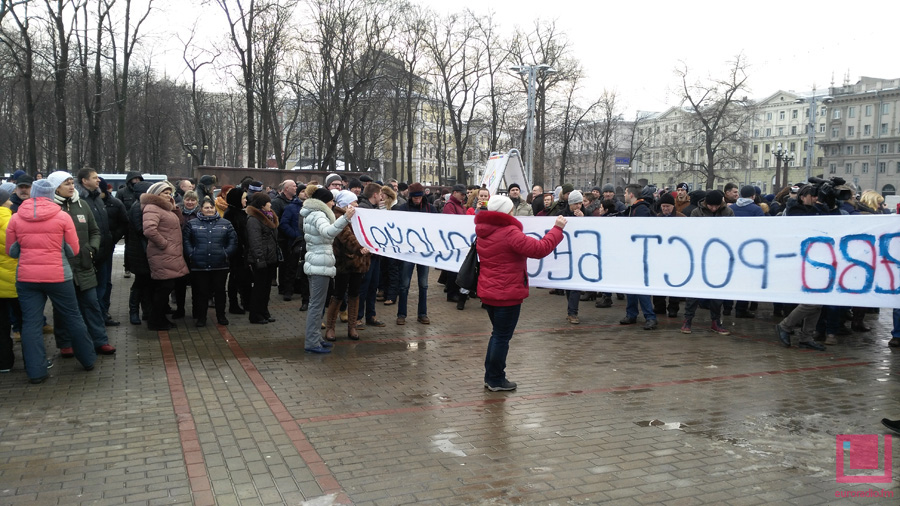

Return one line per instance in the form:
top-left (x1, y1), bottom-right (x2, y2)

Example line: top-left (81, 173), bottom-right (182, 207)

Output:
top-left (142, 181), bottom-right (189, 330)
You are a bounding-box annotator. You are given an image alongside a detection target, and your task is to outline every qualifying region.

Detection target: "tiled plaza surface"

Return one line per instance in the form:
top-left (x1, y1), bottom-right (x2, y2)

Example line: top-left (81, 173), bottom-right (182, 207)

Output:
top-left (1, 257), bottom-right (898, 505)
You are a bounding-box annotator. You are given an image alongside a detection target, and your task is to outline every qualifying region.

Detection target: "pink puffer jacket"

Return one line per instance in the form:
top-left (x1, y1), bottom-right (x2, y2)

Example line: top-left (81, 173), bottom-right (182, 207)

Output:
top-left (142, 193), bottom-right (189, 280)
top-left (6, 197), bottom-right (80, 283)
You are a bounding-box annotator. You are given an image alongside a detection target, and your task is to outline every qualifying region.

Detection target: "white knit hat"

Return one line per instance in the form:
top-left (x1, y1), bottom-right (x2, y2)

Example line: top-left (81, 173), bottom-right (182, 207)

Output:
top-left (568, 190), bottom-right (584, 205)
top-left (335, 189), bottom-right (358, 208)
top-left (487, 195), bottom-right (514, 214)
top-left (46, 171), bottom-right (72, 192)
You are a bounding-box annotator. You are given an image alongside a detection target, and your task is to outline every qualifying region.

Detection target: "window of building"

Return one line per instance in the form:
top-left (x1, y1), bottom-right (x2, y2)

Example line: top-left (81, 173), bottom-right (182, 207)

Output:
top-left (790, 142), bottom-right (797, 151)
top-left (829, 163), bottom-right (836, 174)
top-left (880, 143), bottom-right (888, 154)
top-left (778, 127), bottom-right (784, 136)
top-left (779, 111), bottom-right (786, 120)
top-left (848, 106), bottom-right (856, 118)
top-left (846, 145), bottom-right (854, 155)
top-left (765, 143), bottom-right (770, 153)
top-left (845, 163), bottom-right (852, 174)
top-left (848, 126), bottom-right (855, 136)
top-left (791, 126), bottom-right (797, 135)
top-left (865, 105), bottom-right (873, 116)
top-left (863, 124), bottom-right (871, 136)
top-left (831, 146), bottom-right (839, 156)
top-left (764, 159), bottom-right (770, 168)
top-left (766, 127), bottom-right (772, 136)
top-left (879, 162), bottom-right (886, 173)
top-left (805, 107), bottom-right (810, 118)
top-left (766, 112), bottom-right (773, 120)
top-left (863, 145), bottom-right (870, 154)
top-left (792, 109), bottom-right (798, 119)
top-left (882, 103), bottom-right (890, 115)
top-left (819, 123), bottom-right (826, 133)
top-left (753, 129), bottom-right (759, 137)
top-left (751, 160), bottom-right (758, 168)
top-left (882, 123), bottom-right (889, 135)
top-left (862, 162), bottom-right (869, 173)
top-left (831, 127), bottom-right (839, 138)
top-left (803, 141), bottom-right (809, 151)
top-left (833, 109), bottom-right (842, 119)
top-left (753, 145), bottom-right (759, 154)
top-left (897, 162), bottom-right (900, 174)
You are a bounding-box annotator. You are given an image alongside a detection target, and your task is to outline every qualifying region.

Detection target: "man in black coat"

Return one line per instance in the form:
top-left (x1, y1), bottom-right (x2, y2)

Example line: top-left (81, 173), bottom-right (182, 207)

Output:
top-left (76, 168), bottom-right (118, 326)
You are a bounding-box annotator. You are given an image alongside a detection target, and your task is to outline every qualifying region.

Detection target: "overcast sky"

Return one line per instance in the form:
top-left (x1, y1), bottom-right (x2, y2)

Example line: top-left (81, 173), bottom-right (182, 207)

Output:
top-left (150, 0), bottom-right (900, 115)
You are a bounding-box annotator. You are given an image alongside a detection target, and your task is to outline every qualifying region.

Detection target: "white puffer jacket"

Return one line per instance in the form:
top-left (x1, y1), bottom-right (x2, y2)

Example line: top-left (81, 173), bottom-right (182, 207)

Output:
top-left (300, 197), bottom-right (350, 277)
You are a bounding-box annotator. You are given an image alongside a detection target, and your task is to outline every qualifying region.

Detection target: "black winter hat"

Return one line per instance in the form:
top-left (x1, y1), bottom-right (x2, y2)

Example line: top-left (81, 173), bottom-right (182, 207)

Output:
top-left (658, 193), bottom-right (675, 206)
top-left (311, 187), bottom-right (334, 204)
top-left (705, 190), bottom-right (725, 206)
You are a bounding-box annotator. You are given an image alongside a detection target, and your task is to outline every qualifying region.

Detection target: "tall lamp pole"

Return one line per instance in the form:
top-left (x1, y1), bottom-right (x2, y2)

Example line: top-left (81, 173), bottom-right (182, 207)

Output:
top-left (773, 142), bottom-right (795, 190)
top-left (510, 64), bottom-right (556, 187)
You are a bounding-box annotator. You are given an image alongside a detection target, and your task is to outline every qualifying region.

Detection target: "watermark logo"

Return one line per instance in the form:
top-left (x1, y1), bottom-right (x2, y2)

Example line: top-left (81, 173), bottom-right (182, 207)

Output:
top-left (836, 434), bottom-right (892, 483)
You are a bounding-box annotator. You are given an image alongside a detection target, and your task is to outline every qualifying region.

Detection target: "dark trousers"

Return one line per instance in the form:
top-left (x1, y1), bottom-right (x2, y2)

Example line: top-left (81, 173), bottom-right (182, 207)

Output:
top-left (249, 265), bottom-right (272, 322)
top-left (0, 298), bottom-right (13, 371)
top-left (129, 273), bottom-right (152, 317)
top-left (173, 274), bottom-right (190, 312)
top-left (683, 298), bottom-right (723, 322)
top-left (192, 270), bottom-right (228, 321)
top-left (54, 282), bottom-right (110, 349)
top-left (228, 262), bottom-right (251, 310)
top-left (95, 256), bottom-right (112, 317)
top-left (334, 271), bottom-right (363, 303)
top-left (484, 304), bottom-right (522, 386)
top-left (278, 240), bottom-right (302, 298)
top-left (383, 258), bottom-right (400, 302)
top-left (357, 257), bottom-right (381, 321)
top-left (149, 278), bottom-right (175, 328)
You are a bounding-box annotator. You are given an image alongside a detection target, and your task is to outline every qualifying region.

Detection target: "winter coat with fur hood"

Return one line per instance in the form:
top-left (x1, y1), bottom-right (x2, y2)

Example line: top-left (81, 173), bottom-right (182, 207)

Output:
top-left (474, 210), bottom-right (564, 307)
top-left (300, 197), bottom-right (351, 277)
top-left (142, 192), bottom-right (190, 280)
top-left (245, 205), bottom-right (279, 268)
top-left (332, 206), bottom-right (370, 274)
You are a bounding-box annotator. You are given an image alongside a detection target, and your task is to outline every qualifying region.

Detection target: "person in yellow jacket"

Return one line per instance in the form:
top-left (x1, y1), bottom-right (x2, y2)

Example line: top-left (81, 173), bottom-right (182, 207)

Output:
top-left (0, 188), bottom-right (20, 372)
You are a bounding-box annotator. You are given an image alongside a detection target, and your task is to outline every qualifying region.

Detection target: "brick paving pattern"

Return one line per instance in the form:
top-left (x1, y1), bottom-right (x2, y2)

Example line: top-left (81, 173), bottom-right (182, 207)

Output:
top-left (0, 256), bottom-right (897, 505)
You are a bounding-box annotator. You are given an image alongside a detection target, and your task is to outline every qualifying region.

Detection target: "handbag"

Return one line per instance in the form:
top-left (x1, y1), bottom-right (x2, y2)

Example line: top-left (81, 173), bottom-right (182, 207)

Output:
top-left (455, 240), bottom-right (479, 292)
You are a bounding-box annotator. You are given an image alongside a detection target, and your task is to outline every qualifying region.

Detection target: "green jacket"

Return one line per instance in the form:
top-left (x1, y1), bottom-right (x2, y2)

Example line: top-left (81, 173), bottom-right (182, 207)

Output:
top-left (56, 195), bottom-right (100, 290)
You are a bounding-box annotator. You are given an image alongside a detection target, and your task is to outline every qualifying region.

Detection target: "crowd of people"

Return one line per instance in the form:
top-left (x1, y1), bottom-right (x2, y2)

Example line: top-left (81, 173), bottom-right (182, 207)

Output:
top-left (0, 168), bottom-right (896, 386)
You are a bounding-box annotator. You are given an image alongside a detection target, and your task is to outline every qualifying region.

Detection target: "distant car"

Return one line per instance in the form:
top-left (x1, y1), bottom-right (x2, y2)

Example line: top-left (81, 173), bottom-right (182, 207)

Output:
top-left (99, 173), bottom-right (168, 197)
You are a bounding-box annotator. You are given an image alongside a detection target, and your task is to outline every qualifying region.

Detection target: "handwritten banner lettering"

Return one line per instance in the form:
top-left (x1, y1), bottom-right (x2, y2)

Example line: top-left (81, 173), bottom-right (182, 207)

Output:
top-left (351, 208), bottom-right (900, 308)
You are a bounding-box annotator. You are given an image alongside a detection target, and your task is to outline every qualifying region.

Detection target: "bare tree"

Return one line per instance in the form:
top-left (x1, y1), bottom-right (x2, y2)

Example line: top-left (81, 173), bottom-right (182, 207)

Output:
top-left (0, 0), bottom-right (40, 174)
top-left (471, 10), bottom-right (510, 155)
top-left (396, 3), bottom-right (429, 182)
top-left (581, 90), bottom-right (621, 188)
top-left (44, 0), bottom-right (83, 171)
top-left (671, 54), bottom-right (754, 189)
top-left (75, 0), bottom-right (112, 169)
top-left (553, 74), bottom-right (598, 185)
top-left (623, 110), bottom-right (652, 187)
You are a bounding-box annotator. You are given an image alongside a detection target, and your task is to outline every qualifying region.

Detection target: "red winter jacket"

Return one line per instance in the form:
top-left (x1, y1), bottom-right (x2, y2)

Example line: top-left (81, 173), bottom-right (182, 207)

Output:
top-left (442, 194), bottom-right (466, 215)
top-left (6, 197), bottom-right (80, 283)
top-left (474, 210), bottom-right (564, 306)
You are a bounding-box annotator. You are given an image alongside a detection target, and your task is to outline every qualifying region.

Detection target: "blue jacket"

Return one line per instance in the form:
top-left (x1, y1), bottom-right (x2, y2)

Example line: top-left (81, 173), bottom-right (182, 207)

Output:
top-left (183, 214), bottom-right (238, 271)
top-left (729, 198), bottom-right (764, 217)
top-left (278, 198), bottom-right (303, 241)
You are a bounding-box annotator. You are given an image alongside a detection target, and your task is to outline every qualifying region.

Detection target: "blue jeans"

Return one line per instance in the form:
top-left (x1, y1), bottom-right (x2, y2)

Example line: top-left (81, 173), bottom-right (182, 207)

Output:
top-left (17, 281), bottom-right (96, 380)
top-left (892, 308), bottom-right (900, 339)
top-left (484, 304), bottom-right (521, 386)
top-left (357, 256), bottom-right (381, 321)
top-left (566, 290), bottom-right (580, 316)
top-left (54, 283), bottom-right (110, 349)
top-left (397, 262), bottom-right (429, 319)
top-left (626, 294), bottom-right (656, 320)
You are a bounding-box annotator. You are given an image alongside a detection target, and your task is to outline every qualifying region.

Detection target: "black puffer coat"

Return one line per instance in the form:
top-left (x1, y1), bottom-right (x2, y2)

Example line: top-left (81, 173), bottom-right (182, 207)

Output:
top-left (245, 205), bottom-right (279, 268)
top-left (183, 214), bottom-right (238, 271)
top-left (223, 188), bottom-right (248, 261)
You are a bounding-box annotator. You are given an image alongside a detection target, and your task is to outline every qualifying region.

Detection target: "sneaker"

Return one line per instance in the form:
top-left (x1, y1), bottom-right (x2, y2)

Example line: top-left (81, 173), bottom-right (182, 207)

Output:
top-left (365, 318), bottom-right (386, 327)
top-left (775, 323), bottom-right (792, 347)
top-left (96, 344), bottom-right (116, 355)
top-left (355, 320), bottom-right (365, 329)
top-left (824, 334), bottom-right (838, 345)
top-left (383, 299), bottom-right (395, 306)
top-left (798, 340), bottom-right (826, 351)
top-left (396, 317), bottom-right (406, 325)
top-left (710, 321), bottom-right (730, 335)
top-left (680, 319), bottom-right (692, 334)
top-left (305, 345), bottom-right (332, 354)
top-left (566, 315), bottom-right (579, 324)
top-left (643, 319), bottom-right (658, 330)
top-left (60, 347), bottom-right (74, 358)
top-left (485, 379), bottom-right (517, 392)
top-left (619, 317), bottom-right (637, 325)
top-left (417, 316), bottom-right (431, 325)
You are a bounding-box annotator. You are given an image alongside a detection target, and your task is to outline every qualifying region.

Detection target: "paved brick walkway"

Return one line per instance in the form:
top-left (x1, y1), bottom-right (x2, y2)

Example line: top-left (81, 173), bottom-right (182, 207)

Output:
top-left (1, 256), bottom-right (898, 505)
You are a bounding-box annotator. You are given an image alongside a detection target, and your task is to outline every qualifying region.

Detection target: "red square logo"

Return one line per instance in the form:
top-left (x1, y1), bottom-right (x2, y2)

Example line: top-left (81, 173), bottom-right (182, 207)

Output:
top-left (836, 434), bottom-right (892, 483)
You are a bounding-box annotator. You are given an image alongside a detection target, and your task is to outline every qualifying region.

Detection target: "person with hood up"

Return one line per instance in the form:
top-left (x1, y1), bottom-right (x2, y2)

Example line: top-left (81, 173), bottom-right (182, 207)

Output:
top-left (245, 192), bottom-right (279, 324)
top-left (476, 194), bottom-right (567, 391)
top-left (7, 179), bottom-right (96, 383)
top-left (46, 170), bottom-right (117, 357)
top-left (195, 175), bottom-right (217, 206)
top-left (118, 171), bottom-right (144, 211)
top-left (142, 181), bottom-right (190, 330)
top-left (224, 187), bottom-right (251, 314)
top-left (728, 185), bottom-right (764, 217)
top-left (301, 187), bottom-right (354, 353)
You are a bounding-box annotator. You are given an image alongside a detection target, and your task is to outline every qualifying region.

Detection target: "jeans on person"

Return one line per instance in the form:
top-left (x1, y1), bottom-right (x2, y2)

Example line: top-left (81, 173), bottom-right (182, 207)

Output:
top-left (54, 282), bottom-right (110, 349)
top-left (566, 290), bottom-right (580, 316)
top-left (357, 256), bottom-right (381, 321)
top-left (484, 304), bottom-right (521, 386)
top-left (17, 281), bottom-right (96, 380)
top-left (625, 294), bottom-right (656, 320)
top-left (305, 275), bottom-right (331, 349)
top-left (780, 304), bottom-right (822, 342)
top-left (397, 262), bottom-right (429, 318)
top-left (891, 308), bottom-right (900, 339)
top-left (683, 298), bottom-right (722, 322)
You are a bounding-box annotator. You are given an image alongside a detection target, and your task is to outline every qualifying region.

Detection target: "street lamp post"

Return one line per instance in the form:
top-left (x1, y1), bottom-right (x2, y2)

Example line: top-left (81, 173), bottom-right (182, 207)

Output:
top-left (795, 91), bottom-right (830, 182)
top-left (510, 64), bottom-right (556, 187)
top-left (184, 142), bottom-right (209, 176)
top-left (772, 142), bottom-right (795, 190)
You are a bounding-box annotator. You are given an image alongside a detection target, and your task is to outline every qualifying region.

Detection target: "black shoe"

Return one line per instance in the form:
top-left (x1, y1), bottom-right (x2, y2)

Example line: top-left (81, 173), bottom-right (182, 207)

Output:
top-left (882, 418), bottom-right (900, 434)
top-left (171, 309), bottom-right (185, 319)
top-left (667, 311), bottom-right (678, 318)
top-left (104, 317), bottom-right (120, 327)
top-left (229, 305), bottom-right (246, 315)
top-left (283, 295), bottom-right (293, 301)
top-left (798, 340), bottom-right (826, 351)
top-left (195, 319), bottom-right (206, 327)
top-left (722, 308), bottom-right (731, 316)
top-left (29, 375), bottom-right (49, 384)
top-left (616, 294), bottom-right (625, 300)
top-left (619, 317), bottom-right (637, 325)
top-left (734, 311), bottom-right (755, 319)
top-left (83, 363), bottom-right (94, 371)
top-left (217, 316), bottom-right (229, 325)
top-left (267, 317), bottom-right (277, 323)
top-left (775, 324), bottom-right (792, 347)
top-left (130, 311), bottom-right (141, 325)
top-left (749, 302), bottom-right (758, 311)
top-left (595, 297), bottom-right (612, 308)
top-left (447, 294), bottom-right (459, 302)
top-left (299, 303), bottom-right (309, 312)
top-left (457, 298), bottom-right (467, 310)
top-left (250, 319), bottom-right (268, 325)
top-left (643, 319), bottom-right (658, 330)
top-left (484, 379), bottom-right (517, 392)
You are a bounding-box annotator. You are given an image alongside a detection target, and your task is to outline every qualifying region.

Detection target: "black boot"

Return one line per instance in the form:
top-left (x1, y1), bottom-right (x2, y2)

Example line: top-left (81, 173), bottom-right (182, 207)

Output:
top-left (457, 294), bottom-right (468, 310)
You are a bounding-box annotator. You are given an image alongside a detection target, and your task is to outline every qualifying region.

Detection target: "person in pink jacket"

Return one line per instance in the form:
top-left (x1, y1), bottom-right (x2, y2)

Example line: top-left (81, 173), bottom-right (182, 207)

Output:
top-left (474, 195), bottom-right (567, 392)
top-left (6, 179), bottom-right (96, 384)
top-left (141, 181), bottom-right (189, 331)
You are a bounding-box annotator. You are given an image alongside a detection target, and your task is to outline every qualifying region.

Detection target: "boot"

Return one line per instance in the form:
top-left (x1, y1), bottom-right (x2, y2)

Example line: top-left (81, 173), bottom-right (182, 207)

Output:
top-left (457, 293), bottom-right (468, 310)
top-left (324, 298), bottom-right (340, 341)
top-left (595, 295), bottom-right (612, 308)
top-left (851, 308), bottom-right (871, 332)
top-left (346, 296), bottom-right (360, 340)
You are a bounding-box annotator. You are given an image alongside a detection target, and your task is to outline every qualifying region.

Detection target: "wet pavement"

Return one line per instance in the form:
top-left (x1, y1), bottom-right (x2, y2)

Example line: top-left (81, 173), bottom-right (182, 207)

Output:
top-left (1, 260), bottom-right (898, 505)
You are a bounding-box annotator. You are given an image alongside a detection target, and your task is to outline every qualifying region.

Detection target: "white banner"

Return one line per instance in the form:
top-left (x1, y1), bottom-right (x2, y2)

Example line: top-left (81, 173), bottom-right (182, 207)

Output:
top-left (351, 208), bottom-right (900, 308)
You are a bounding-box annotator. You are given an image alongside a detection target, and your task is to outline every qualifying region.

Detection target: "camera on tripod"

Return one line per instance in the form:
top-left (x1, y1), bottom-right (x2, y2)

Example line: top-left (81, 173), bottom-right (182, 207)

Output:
top-left (807, 176), bottom-right (853, 207)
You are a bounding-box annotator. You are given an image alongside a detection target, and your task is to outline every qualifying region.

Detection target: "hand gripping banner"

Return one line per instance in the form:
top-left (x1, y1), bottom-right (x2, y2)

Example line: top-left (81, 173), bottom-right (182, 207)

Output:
top-left (351, 208), bottom-right (900, 308)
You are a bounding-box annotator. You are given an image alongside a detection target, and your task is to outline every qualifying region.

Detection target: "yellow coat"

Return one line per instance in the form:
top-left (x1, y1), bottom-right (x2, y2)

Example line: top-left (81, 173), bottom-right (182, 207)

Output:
top-left (0, 206), bottom-right (18, 298)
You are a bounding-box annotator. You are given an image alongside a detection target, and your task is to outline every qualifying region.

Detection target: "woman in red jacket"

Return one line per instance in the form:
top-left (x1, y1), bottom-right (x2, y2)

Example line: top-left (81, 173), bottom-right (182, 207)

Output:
top-left (474, 195), bottom-right (567, 392)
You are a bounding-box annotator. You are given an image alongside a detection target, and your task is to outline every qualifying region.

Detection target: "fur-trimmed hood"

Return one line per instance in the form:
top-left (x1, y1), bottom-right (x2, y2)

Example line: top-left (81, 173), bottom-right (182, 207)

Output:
top-left (140, 192), bottom-right (176, 211)
top-left (246, 205), bottom-right (279, 229)
top-left (299, 197), bottom-right (335, 223)
top-left (474, 209), bottom-right (523, 231)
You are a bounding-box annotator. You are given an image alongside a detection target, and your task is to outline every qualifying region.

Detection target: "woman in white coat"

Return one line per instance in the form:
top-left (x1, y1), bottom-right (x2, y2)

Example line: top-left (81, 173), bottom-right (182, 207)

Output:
top-left (300, 187), bottom-right (354, 353)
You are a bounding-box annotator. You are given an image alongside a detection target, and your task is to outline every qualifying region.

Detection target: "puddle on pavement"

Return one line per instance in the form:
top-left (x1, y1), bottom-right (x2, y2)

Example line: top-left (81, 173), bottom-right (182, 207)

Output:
top-left (430, 433), bottom-right (472, 457)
